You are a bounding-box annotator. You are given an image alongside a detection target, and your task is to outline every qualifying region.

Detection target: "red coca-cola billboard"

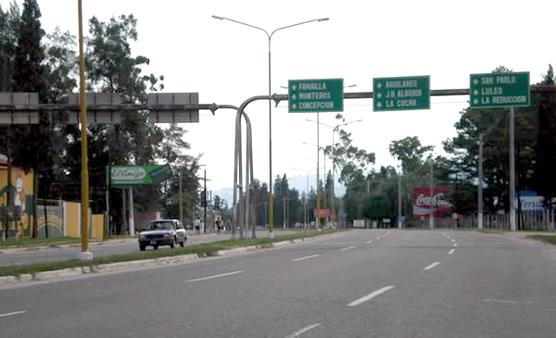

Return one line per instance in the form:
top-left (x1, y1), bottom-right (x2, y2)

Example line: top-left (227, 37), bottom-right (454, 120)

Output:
top-left (313, 208), bottom-right (334, 218)
top-left (412, 186), bottom-right (453, 217)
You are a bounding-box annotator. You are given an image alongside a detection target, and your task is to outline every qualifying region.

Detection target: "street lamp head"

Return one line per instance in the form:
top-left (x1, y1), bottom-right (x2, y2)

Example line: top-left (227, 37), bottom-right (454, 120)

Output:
top-left (211, 15), bottom-right (225, 20)
top-left (317, 18), bottom-right (330, 22)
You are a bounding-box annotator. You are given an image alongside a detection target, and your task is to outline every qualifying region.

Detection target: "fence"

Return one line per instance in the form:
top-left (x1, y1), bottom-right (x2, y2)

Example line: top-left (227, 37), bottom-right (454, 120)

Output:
top-left (458, 208), bottom-right (556, 231)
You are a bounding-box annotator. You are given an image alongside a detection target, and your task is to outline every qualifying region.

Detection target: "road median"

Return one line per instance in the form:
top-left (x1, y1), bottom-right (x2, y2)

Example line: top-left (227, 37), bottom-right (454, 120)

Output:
top-left (0, 229), bottom-right (343, 286)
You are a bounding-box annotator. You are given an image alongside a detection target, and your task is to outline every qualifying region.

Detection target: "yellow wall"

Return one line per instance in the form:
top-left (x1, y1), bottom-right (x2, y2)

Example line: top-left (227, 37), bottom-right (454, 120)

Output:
top-left (91, 214), bottom-right (104, 240)
top-left (65, 202), bottom-right (80, 238)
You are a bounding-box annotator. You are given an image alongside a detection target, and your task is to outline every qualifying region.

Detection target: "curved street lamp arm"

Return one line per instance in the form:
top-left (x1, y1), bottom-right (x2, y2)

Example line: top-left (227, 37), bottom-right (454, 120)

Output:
top-left (270, 18), bottom-right (329, 39)
top-left (212, 15), bottom-right (270, 38)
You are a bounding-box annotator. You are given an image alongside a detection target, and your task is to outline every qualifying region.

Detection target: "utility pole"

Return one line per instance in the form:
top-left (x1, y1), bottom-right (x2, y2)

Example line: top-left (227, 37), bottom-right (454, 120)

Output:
top-left (179, 171), bottom-right (183, 225)
top-left (128, 187), bottom-right (135, 236)
top-left (77, 0), bottom-right (92, 260)
top-left (283, 186), bottom-right (286, 230)
top-left (429, 161), bottom-right (434, 230)
top-left (509, 107), bottom-right (517, 231)
top-left (478, 134), bottom-right (484, 229)
top-left (398, 172), bottom-right (402, 229)
top-left (5, 128), bottom-right (12, 240)
top-left (316, 112), bottom-right (320, 230)
top-left (203, 169), bottom-right (207, 233)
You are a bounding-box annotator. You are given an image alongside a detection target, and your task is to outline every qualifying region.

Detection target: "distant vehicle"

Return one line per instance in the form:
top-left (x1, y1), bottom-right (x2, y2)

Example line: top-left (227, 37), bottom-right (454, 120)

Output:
top-left (138, 219), bottom-right (187, 251)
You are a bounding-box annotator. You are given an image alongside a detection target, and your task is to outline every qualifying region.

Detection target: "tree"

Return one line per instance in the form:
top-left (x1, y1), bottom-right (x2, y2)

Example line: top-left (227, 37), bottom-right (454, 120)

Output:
top-left (0, 1), bottom-right (20, 91)
top-left (13, 0), bottom-right (46, 98)
top-left (43, 27), bottom-right (77, 103)
top-left (389, 136), bottom-right (434, 175)
top-left (442, 65), bottom-right (556, 216)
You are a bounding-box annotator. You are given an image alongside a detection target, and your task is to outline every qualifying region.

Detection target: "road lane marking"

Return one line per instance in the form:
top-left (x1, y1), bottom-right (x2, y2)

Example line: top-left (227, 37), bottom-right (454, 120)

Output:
top-left (376, 236), bottom-right (382, 240)
top-left (292, 254), bottom-right (319, 262)
top-left (186, 270), bottom-right (243, 283)
top-left (348, 285), bottom-right (395, 307)
top-left (453, 243), bottom-right (458, 247)
top-left (0, 310), bottom-right (26, 318)
top-left (448, 249), bottom-right (455, 255)
top-left (340, 245), bottom-right (356, 252)
top-left (482, 298), bottom-right (533, 305)
top-left (423, 262), bottom-right (441, 271)
top-left (451, 238), bottom-right (456, 243)
top-left (286, 323), bottom-right (321, 338)
top-left (385, 231), bottom-right (391, 236)
top-left (366, 240), bottom-right (373, 244)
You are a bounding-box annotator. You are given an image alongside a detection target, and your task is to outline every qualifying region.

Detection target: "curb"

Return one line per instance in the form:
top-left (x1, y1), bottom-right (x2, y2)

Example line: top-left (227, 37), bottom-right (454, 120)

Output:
top-left (0, 231), bottom-right (344, 287)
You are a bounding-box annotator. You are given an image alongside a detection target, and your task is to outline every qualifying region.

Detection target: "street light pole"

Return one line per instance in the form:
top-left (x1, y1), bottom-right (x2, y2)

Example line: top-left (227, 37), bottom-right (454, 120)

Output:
top-left (212, 15), bottom-right (329, 238)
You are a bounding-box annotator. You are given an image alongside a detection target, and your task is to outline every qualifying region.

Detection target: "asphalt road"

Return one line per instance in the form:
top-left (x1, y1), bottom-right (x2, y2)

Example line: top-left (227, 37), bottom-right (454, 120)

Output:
top-left (1, 229), bottom-right (556, 338)
top-left (0, 230), bottom-right (294, 266)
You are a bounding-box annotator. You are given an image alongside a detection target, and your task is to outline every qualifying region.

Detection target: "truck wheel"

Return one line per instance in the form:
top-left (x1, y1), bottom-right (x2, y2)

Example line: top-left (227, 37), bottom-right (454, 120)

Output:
top-left (139, 245), bottom-right (146, 251)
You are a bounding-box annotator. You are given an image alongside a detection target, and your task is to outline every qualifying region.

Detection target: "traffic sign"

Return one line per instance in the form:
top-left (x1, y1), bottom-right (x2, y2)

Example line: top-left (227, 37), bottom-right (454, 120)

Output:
top-left (373, 76), bottom-right (430, 111)
top-left (288, 79), bottom-right (343, 113)
top-left (470, 72), bottom-right (530, 108)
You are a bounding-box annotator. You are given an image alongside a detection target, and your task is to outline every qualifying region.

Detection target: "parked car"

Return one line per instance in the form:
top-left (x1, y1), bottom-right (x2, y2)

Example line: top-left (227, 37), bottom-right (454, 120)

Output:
top-left (138, 219), bottom-right (187, 251)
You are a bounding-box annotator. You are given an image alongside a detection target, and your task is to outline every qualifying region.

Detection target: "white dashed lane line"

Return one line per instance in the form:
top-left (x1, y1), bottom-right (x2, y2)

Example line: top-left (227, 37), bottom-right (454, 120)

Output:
top-left (348, 285), bottom-right (395, 307)
top-left (366, 240), bottom-right (373, 244)
top-left (449, 249), bottom-right (455, 255)
top-left (285, 323), bottom-right (321, 338)
top-left (423, 261), bottom-right (441, 271)
top-left (339, 245), bottom-right (356, 252)
top-left (186, 270), bottom-right (243, 283)
top-left (0, 311), bottom-right (26, 318)
top-left (292, 254), bottom-right (319, 262)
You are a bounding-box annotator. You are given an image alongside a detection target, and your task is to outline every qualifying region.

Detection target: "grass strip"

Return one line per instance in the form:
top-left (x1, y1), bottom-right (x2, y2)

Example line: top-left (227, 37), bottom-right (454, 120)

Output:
top-left (0, 237), bottom-right (83, 249)
top-left (0, 229), bottom-right (340, 277)
top-left (526, 235), bottom-right (556, 246)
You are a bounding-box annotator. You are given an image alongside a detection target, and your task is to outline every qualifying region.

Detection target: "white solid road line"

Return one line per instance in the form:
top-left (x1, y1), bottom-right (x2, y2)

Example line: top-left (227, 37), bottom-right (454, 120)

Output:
top-left (449, 249), bottom-right (455, 255)
top-left (0, 310), bottom-right (26, 318)
top-left (424, 262), bottom-right (441, 271)
top-left (348, 285), bottom-right (395, 307)
top-left (340, 245), bottom-right (356, 252)
top-left (286, 323), bottom-right (321, 338)
top-left (292, 254), bottom-right (319, 262)
top-left (366, 240), bottom-right (373, 244)
top-left (186, 270), bottom-right (243, 283)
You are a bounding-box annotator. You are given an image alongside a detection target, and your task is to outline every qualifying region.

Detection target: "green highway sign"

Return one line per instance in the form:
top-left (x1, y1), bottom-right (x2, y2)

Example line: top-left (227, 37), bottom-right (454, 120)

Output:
top-left (373, 76), bottom-right (430, 111)
top-left (288, 78), bottom-right (344, 113)
top-left (109, 164), bottom-right (173, 186)
top-left (470, 72), bottom-right (530, 108)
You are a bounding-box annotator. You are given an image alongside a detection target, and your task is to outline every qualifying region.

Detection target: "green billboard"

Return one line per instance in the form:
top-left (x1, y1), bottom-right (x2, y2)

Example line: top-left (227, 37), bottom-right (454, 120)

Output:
top-left (108, 164), bottom-right (173, 186)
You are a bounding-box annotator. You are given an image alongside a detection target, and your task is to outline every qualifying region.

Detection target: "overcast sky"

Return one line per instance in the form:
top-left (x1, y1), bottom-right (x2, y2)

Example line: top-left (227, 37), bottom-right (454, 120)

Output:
top-left (3, 0), bottom-right (556, 197)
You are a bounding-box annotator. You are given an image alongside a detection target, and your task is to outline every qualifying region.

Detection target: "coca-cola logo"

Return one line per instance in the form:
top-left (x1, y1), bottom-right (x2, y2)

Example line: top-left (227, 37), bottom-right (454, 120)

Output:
top-left (415, 193), bottom-right (452, 208)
